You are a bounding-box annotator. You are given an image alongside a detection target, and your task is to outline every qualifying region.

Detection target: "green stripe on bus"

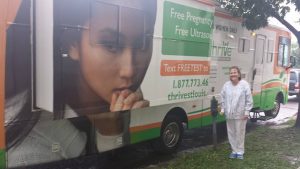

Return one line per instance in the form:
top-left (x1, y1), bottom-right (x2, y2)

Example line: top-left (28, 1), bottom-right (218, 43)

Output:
top-left (201, 114), bottom-right (225, 127)
top-left (253, 86), bottom-right (288, 109)
top-left (188, 113), bottom-right (225, 129)
top-left (130, 128), bottom-right (160, 144)
top-left (188, 117), bottom-right (202, 129)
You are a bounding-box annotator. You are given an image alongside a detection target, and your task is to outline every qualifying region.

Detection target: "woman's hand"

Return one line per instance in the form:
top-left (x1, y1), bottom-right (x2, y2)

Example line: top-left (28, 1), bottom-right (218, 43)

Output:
top-left (244, 111), bottom-right (250, 120)
top-left (110, 89), bottom-right (149, 112)
top-left (219, 109), bottom-right (224, 116)
top-left (243, 115), bottom-right (249, 120)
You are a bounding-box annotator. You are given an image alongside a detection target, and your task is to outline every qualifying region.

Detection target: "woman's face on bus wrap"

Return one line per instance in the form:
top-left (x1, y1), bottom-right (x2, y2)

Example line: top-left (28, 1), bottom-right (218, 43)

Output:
top-left (69, 0), bottom-right (154, 109)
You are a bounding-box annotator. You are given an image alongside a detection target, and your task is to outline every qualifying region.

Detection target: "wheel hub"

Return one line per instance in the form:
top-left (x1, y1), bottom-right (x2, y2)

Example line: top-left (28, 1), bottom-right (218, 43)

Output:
top-left (163, 122), bottom-right (180, 148)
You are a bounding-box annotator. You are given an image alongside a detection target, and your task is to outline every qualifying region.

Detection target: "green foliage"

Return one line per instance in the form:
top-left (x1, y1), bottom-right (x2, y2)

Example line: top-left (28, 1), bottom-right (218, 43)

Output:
top-left (287, 0), bottom-right (300, 11)
top-left (216, 0), bottom-right (298, 31)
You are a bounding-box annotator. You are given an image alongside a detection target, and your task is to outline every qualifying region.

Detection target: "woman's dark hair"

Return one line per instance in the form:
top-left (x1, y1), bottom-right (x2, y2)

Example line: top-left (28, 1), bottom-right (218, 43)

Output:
top-left (5, 0), bottom-right (41, 149)
top-left (229, 66), bottom-right (242, 81)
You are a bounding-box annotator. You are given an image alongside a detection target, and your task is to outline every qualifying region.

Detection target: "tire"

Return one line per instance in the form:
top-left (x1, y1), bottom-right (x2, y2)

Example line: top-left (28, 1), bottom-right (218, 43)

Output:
top-left (152, 115), bottom-right (183, 154)
top-left (265, 97), bottom-right (280, 118)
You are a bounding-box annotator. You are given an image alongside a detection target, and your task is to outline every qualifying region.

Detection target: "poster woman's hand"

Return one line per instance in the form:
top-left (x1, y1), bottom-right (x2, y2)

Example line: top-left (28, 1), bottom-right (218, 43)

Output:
top-left (110, 89), bottom-right (149, 111)
top-left (89, 89), bottom-right (149, 136)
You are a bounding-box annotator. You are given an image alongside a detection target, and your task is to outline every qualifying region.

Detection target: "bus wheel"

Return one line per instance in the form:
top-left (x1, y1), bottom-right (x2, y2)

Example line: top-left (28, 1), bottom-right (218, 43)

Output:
top-left (152, 115), bottom-right (183, 154)
top-left (265, 98), bottom-right (280, 118)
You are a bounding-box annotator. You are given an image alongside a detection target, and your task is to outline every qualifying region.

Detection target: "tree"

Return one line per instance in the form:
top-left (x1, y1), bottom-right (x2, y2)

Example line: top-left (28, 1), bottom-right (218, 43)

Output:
top-left (216, 0), bottom-right (300, 127)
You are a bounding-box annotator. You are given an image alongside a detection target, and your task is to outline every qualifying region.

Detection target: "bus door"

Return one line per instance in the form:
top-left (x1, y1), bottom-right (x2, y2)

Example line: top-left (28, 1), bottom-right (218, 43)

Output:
top-left (252, 34), bottom-right (266, 107)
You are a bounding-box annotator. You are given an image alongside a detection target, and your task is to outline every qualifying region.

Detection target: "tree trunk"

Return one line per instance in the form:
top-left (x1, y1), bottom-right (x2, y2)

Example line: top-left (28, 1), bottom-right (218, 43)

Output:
top-left (295, 39), bottom-right (300, 128)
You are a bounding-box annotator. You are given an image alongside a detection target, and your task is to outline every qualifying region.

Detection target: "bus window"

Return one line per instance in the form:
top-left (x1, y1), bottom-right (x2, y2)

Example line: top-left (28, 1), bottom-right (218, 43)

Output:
top-left (277, 37), bottom-right (290, 67)
top-left (238, 38), bottom-right (250, 53)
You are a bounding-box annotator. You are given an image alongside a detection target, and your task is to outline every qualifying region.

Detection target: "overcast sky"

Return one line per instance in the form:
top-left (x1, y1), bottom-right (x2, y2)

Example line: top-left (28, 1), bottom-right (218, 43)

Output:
top-left (269, 4), bottom-right (300, 43)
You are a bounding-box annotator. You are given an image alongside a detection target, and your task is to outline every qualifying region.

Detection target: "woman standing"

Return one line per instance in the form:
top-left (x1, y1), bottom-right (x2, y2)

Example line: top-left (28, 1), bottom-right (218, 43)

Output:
top-left (220, 66), bottom-right (253, 160)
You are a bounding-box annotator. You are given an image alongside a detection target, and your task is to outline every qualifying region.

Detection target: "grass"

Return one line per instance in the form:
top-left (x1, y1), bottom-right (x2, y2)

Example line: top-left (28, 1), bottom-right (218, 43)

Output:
top-left (159, 120), bottom-right (300, 169)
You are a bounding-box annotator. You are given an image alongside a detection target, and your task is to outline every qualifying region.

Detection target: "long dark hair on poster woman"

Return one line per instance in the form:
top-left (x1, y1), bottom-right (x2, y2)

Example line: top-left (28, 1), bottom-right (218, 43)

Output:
top-left (5, 0), bottom-right (41, 149)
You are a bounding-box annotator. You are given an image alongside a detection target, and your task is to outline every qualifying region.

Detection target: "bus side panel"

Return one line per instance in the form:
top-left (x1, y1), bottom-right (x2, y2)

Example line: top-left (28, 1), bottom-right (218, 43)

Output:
top-left (260, 28), bottom-right (291, 110)
top-left (261, 88), bottom-right (278, 110)
top-left (0, 0), bottom-right (8, 168)
top-left (140, 0), bottom-right (215, 136)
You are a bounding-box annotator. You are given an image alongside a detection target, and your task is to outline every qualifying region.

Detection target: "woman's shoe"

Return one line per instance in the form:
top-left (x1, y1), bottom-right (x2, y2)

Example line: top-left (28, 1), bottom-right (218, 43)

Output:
top-left (236, 154), bottom-right (244, 160)
top-left (229, 153), bottom-right (236, 159)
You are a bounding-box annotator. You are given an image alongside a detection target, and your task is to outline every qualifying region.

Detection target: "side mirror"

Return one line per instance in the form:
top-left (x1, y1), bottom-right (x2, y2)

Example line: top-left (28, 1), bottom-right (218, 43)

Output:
top-left (290, 56), bottom-right (296, 67)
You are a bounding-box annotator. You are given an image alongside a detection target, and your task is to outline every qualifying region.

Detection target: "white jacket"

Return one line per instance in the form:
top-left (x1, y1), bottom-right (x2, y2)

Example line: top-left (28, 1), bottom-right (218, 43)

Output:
top-left (221, 80), bottom-right (253, 119)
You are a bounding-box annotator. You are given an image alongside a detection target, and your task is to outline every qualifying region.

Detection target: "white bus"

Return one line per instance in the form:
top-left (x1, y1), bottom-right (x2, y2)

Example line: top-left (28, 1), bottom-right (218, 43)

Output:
top-left (0, 0), bottom-right (291, 168)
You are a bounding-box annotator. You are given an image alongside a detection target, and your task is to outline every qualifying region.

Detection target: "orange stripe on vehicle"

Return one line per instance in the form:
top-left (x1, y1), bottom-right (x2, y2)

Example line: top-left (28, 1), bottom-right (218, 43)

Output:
top-left (188, 111), bottom-right (211, 120)
top-left (283, 85), bottom-right (288, 91)
top-left (252, 92), bottom-right (261, 96)
top-left (261, 82), bottom-right (288, 91)
top-left (0, 0), bottom-right (22, 149)
top-left (160, 60), bottom-right (210, 76)
top-left (0, 13), bottom-right (5, 149)
top-left (273, 33), bottom-right (281, 74)
top-left (266, 26), bottom-right (291, 39)
top-left (0, 0), bottom-right (19, 149)
top-left (130, 122), bottom-right (161, 133)
top-left (261, 82), bottom-right (282, 89)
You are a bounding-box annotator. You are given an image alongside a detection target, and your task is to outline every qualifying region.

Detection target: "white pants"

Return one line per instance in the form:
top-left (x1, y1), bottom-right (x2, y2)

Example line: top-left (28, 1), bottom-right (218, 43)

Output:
top-left (226, 119), bottom-right (247, 154)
